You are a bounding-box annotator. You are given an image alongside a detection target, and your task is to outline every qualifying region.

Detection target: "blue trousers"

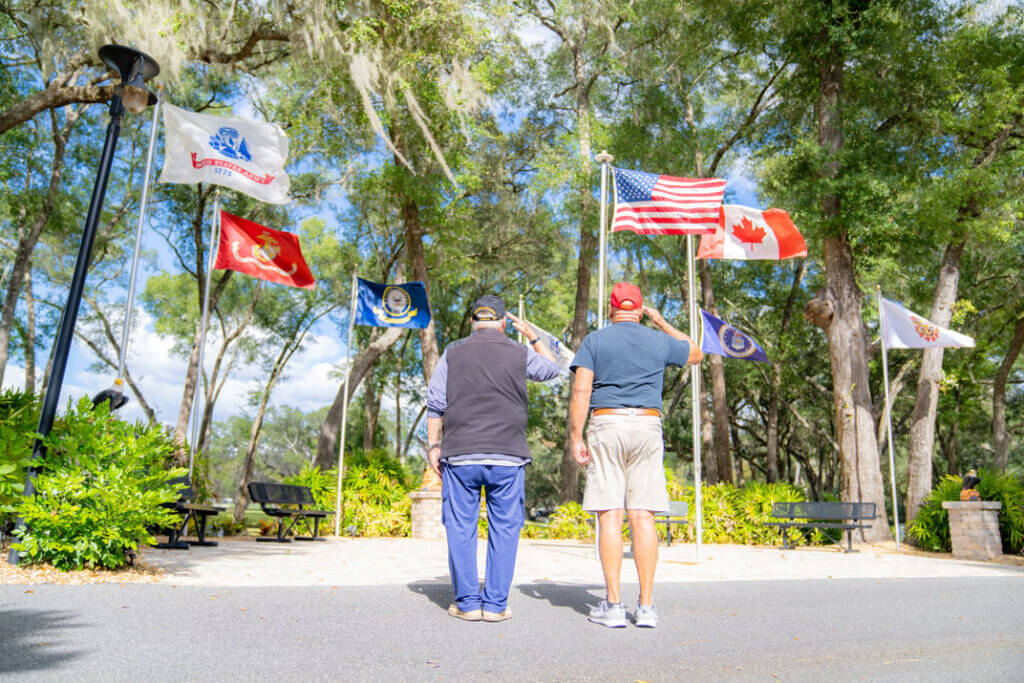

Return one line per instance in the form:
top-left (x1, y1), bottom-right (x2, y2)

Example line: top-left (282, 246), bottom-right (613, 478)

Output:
top-left (441, 463), bottom-right (525, 612)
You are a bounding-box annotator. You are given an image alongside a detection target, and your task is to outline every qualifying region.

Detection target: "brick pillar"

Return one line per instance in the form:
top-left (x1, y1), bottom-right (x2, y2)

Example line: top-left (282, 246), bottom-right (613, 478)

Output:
top-left (942, 501), bottom-right (1003, 560)
top-left (409, 490), bottom-right (445, 540)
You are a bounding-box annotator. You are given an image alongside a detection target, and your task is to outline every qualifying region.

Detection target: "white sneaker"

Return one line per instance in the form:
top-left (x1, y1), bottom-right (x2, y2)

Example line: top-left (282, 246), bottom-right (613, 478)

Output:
top-left (634, 602), bottom-right (658, 628)
top-left (588, 600), bottom-right (627, 628)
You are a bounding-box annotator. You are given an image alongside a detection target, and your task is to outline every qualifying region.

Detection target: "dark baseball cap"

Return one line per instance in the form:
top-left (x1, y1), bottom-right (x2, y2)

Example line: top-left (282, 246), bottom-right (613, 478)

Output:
top-left (471, 294), bottom-right (506, 321)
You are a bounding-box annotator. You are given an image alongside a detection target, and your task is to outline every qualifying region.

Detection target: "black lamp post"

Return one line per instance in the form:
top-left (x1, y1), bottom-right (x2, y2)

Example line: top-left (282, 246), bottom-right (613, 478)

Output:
top-left (8, 45), bottom-right (159, 565)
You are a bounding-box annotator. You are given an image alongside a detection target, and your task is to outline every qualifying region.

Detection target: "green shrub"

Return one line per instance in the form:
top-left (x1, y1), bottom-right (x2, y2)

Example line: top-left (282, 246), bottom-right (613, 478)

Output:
top-left (339, 450), bottom-right (414, 537)
top-left (523, 501), bottom-right (593, 540)
top-left (908, 471), bottom-right (1024, 555)
top-left (13, 398), bottom-right (184, 570)
top-left (0, 390), bottom-right (40, 529)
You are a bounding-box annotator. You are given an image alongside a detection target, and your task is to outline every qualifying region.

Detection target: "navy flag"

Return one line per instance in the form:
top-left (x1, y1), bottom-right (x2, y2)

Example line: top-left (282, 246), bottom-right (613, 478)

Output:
top-left (700, 309), bottom-right (769, 362)
top-left (355, 278), bottom-right (431, 329)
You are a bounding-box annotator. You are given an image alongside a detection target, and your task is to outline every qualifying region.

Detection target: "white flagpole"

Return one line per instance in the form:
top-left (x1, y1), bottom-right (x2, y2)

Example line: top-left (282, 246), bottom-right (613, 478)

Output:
top-left (877, 286), bottom-right (901, 551)
top-left (595, 151), bottom-right (613, 329)
top-left (117, 98), bottom-right (161, 383)
top-left (188, 190), bottom-right (220, 479)
top-left (335, 271), bottom-right (360, 536)
top-left (518, 294), bottom-right (525, 344)
top-left (687, 233), bottom-right (704, 561)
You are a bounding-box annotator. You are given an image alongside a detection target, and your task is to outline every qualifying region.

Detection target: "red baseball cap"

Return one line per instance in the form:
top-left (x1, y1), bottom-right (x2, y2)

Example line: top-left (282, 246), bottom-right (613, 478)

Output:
top-left (609, 282), bottom-right (643, 310)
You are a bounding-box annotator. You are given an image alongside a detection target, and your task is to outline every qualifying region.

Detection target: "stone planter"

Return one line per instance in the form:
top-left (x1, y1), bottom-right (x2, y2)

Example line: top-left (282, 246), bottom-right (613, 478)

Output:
top-left (409, 490), bottom-right (445, 540)
top-left (942, 501), bottom-right (1003, 561)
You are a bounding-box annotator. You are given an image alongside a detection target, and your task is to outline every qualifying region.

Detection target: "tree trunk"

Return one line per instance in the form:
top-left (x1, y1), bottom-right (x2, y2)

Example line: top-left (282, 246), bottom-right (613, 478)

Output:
top-left (768, 261), bottom-right (807, 482)
top-left (362, 367), bottom-right (378, 451)
top-left (0, 108), bottom-right (74, 385)
top-left (314, 326), bottom-right (405, 470)
top-left (401, 200), bottom-right (440, 382)
top-left (993, 313), bottom-right (1024, 471)
top-left (23, 269), bottom-right (35, 394)
top-left (699, 260), bottom-right (732, 483)
top-left (813, 45), bottom-right (890, 542)
top-left (905, 240), bottom-right (965, 525)
top-left (700, 378), bottom-right (718, 484)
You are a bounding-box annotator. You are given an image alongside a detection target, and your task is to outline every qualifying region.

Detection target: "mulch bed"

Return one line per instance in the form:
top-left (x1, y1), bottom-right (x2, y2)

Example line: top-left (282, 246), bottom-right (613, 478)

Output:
top-left (0, 547), bottom-right (164, 585)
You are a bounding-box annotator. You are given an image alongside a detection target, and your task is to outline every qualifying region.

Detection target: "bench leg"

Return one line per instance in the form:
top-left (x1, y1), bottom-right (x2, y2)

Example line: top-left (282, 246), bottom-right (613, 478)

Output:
top-left (190, 513), bottom-right (218, 547)
top-left (154, 517), bottom-right (189, 550)
top-left (843, 528), bottom-right (859, 553)
top-left (295, 516), bottom-right (327, 541)
top-left (256, 516), bottom-right (293, 543)
top-left (666, 522), bottom-right (672, 547)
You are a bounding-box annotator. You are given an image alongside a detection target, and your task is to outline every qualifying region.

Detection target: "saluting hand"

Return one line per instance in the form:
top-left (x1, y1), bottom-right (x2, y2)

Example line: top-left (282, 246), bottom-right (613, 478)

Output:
top-left (505, 312), bottom-right (529, 338)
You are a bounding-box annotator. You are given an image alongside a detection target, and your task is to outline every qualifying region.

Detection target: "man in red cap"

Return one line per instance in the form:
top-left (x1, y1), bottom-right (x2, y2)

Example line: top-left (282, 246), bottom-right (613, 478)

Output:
top-left (569, 282), bottom-right (703, 628)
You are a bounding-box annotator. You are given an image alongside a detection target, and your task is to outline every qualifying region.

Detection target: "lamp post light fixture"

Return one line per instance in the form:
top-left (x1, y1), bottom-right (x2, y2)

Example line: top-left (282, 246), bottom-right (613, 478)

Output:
top-left (8, 45), bottom-right (159, 565)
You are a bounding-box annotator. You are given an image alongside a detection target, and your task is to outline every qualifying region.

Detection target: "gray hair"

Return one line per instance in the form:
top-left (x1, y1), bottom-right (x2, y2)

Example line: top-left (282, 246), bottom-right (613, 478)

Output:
top-left (472, 318), bottom-right (504, 332)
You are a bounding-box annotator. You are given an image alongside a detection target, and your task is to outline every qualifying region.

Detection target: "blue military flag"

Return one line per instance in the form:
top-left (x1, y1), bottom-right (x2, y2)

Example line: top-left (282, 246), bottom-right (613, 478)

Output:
top-left (355, 278), bottom-right (431, 329)
top-left (699, 309), bottom-right (769, 362)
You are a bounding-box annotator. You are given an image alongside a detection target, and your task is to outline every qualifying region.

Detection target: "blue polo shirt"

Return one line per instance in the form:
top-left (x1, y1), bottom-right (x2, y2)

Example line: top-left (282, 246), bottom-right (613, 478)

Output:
top-left (570, 322), bottom-right (690, 410)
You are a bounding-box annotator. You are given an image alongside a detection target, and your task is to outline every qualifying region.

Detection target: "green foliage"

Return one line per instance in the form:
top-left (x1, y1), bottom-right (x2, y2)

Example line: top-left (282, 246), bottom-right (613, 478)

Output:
top-left (664, 472), bottom-right (825, 546)
top-left (908, 471), bottom-right (1024, 555)
top-left (0, 390), bottom-right (39, 524)
top-left (340, 450), bottom-right (414, 537)
top-left (13, 398), bottom-right (184, 570)
top-left (522, 501), bottom-right (593, 540)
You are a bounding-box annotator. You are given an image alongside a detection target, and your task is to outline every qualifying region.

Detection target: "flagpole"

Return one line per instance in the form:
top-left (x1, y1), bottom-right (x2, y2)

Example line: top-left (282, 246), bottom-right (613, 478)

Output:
top-left (117, 97), bottom-right (160, 383)
top-left (335, 271), bottom-right (359, 536)
top-left (687, 233), bottom-right (704, 561)
top-left (518, 294), bottom-right (525, 344)
top-left (189, 190), bottom-right (220, 480)
top-left (877, 286), bottom-right (901, 551)
top-left (595, 151), bottom-right (613, 329)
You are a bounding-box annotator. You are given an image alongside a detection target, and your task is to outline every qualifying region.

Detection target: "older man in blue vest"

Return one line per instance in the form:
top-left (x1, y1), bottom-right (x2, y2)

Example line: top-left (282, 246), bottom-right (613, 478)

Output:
top-left (426, 294), bottom-right (560, 622)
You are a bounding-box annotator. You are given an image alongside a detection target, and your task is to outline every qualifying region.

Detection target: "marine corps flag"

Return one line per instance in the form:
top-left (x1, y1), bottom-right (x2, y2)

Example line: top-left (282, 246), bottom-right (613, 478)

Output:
top-left (354, 278), bottom-right (431, 329)
top-left (214, 211), bottom-right (314, 289)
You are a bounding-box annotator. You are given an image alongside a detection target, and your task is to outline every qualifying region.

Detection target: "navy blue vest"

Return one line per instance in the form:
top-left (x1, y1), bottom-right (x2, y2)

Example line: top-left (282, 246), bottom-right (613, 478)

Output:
top-left (441, 328), bottom-right (529, 460)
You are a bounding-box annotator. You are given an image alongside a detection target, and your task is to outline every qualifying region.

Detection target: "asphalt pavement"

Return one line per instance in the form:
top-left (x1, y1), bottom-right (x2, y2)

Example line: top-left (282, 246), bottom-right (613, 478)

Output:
top-left (2, 539), bottom-right (1023, 681)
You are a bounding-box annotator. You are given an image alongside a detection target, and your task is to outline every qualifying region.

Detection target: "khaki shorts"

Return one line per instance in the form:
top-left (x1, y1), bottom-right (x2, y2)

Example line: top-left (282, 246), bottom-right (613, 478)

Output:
top-left (582, 414), bottom-right (669, 513)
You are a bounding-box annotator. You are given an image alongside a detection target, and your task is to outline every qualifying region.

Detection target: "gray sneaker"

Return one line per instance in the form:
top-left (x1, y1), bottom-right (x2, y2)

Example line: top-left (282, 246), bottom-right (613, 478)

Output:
top-left (634, 603), bottom-right (658, 628)
top-left (588, 600), bottom-right (627, 628)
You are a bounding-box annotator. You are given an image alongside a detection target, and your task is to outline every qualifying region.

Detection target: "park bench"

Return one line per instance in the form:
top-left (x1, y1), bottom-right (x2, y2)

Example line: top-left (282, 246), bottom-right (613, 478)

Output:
top-left (655, 501), bottom-right (689, 546)
top-left (247, 481), bottom-right (331, 543)
top-left (766, 501), bottom-right (877, 553)
top-left (154, 476), bottom-right (225, 550)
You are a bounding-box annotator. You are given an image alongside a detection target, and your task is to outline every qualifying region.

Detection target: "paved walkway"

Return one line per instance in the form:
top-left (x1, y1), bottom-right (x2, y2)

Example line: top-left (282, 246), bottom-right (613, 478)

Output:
top-left (140, 537), bottom-right (1024, 587)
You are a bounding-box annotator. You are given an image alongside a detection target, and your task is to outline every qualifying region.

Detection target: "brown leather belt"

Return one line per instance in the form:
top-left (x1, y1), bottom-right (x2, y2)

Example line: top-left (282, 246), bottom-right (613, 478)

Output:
top-left (591, 407), bottom-right (661, 417)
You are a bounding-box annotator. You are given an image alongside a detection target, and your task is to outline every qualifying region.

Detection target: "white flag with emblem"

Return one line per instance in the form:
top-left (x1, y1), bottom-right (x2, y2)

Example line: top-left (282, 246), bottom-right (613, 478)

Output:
top-left (880, 297), bottom-right (975, 349)
top-left (525, 320), bottom-right (575, 375)
top-left (159, 103), bottom-right (290, 204)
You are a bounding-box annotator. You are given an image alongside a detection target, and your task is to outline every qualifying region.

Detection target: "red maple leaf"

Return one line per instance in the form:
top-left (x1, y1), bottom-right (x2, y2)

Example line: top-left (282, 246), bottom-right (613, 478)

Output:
top-left (732, 216), bottom-right (767, 251)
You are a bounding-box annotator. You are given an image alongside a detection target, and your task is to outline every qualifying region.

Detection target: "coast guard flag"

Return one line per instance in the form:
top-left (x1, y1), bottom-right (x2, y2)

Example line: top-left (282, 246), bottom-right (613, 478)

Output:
top-left (159, 103), bottom-right (291, 204)
top-left (214, 212), bottom-right (314, 289)
top-left (700, 309), bottom-right (769, 362)
top-left (880, 297), bottom-right (975, 349)
top-left (355, 278), bottom-right (431, 329)
top-left (698, 205), bottom-right (807, 260)
top-left (611, 167), bottom-right (725, 235)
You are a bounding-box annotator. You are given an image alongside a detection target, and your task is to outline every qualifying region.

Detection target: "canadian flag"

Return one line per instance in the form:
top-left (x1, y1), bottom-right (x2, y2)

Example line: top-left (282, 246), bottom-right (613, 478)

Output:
top-left (697, 205), bottom-right (807, 260)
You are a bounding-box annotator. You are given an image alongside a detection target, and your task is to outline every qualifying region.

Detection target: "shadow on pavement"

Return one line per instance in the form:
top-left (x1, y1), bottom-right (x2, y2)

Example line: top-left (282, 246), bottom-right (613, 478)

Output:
top-left (517, 581), bottom-right (603, 616)
top-left (407, 578), bottom-right (452, 611)
top-left (0, 608), bottom-right (83, 675)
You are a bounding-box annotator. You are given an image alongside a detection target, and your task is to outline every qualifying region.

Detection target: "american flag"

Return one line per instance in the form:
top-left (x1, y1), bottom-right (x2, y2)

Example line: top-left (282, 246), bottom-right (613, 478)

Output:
top-left (611, 167), bottom-right (726, 235)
